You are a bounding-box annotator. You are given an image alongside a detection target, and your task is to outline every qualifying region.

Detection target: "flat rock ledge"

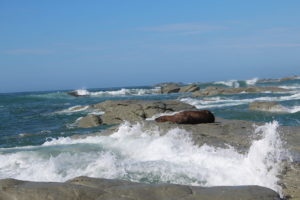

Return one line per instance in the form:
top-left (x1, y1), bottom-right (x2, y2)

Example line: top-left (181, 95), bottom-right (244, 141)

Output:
top-left (85, 100), bottom-right (196, 126)
top-left (0, 176), bottom-right (281, 200)
top-left (192, 86), bottom-right (289, 97)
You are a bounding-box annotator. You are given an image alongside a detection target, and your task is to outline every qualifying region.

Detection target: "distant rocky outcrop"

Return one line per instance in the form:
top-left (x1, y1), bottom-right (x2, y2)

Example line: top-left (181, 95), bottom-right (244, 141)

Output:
top-left (0, 176), bottom-right (280, 200)
top-left (155, 110), bottom-right (215, 124)
top-left (249, 101), bottom-right (287, 112)
top-left (178, 84), bottom-right (200, 93)
top-left (193, 86), bottom-right (289, 97)
top-left (160, 83), bottom-right (181, 93)
top-left (257, 75), bottom-right (299, 83)
top-left (160, 83), bottom-right (200, 94)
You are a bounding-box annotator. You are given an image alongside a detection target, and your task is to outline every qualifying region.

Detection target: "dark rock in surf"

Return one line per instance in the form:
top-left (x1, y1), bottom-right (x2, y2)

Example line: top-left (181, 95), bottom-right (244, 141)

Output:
top-left (155, 110), bottom-right (215, 124)
top-left (159, 83), bottom-right (200, 94)
top-left (160, 83), bottom-right (181, 94)
top-left (67, 90), bottom-right (89, 97)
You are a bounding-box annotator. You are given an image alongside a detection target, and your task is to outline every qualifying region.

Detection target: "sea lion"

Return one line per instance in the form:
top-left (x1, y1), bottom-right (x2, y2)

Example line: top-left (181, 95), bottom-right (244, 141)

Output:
top-left (155, 110), bottom-right (215, 124)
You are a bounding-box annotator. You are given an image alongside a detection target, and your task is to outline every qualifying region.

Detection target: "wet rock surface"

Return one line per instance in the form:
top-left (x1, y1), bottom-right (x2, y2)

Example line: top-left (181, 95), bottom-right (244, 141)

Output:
top-left (0, 176), bottom-right (281, 200)
top-left (192, 86), bottom-right (289, 97)
top-left (159, 83), bottom-right (200, 94)
top-left (249, 101), bottom-right (286, 112)
top-left (89, 100), bottom-right (196, 125)
top-left (77, 115), bottom-right (102, 128)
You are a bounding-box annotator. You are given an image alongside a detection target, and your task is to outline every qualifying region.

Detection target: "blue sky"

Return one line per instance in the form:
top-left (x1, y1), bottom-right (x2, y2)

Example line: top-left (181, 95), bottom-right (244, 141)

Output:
top-left (1, 0), bottom-right (300, 92)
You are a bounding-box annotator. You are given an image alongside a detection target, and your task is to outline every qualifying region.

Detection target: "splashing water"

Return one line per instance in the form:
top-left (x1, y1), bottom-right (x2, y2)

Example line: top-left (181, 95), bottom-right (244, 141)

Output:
top-left (214, 80), bottom-right (240, 88)
top-left (0, 121), bottom-right (287, 194)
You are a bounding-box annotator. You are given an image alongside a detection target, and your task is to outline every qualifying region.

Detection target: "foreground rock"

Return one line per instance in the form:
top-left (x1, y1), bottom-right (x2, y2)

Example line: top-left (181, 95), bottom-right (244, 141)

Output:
top-left (89, 100), bottom-right (196, 125)
top-left (155, 110), bottom-right (215, 124)
top-left (0, 176), bottom-right (281, 200)
top-left (77, 115), bottom-right (102, 128)
top-left (193, 86), bottom-right (289, 97)
top-left (249, 102), bottom-right (287, 112)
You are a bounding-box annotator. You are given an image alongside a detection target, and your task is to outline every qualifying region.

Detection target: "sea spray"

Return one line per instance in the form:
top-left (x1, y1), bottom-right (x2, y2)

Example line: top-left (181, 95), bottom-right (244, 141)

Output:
top-left (70, 88), bottom-right (160, 97)
top-left (0, 121), bottom-right (287, 194)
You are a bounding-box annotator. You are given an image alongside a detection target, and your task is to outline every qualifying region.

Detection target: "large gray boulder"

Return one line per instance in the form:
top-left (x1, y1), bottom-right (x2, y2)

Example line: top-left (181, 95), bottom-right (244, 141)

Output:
top-left (0, 176), bottom-right (281, 200)
top-left (90, 100), bottom-right (195, 125)
top-left (77, 115), bottom-right (102, 128)
top-left (193, 86), bottom-right (289, 97)
top-left (249, 102), bottom-right (287, 112)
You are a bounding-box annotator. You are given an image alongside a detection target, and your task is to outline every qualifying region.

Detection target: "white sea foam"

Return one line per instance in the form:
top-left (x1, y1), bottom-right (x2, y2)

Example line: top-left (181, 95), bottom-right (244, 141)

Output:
top-left (74, 89), bottom-right (90, 96)
top-left (55, 105), bottom-right (90, 114)
top-left (145, 111), bottom-right (181, 121)
top-left (0, 121), bottom-right (287, 195)
top-left (245, 77), bottom-right (259, 86)
top-left (214, 80), bottom-right (240, 88)
top-left (181, 92), bottom-right (300, 112)
top-left (72, 88), bottom-right (160, 97)
top-left (279, 84), bottom-right (300, 90)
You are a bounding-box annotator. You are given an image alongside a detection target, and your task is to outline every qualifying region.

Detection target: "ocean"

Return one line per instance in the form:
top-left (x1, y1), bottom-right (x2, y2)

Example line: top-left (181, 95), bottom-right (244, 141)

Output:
top-left (0, 77), bottom-right (300, 195)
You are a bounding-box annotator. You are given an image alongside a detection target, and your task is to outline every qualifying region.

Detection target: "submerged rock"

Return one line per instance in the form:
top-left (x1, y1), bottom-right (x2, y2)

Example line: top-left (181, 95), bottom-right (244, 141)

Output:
top-left (249, 101), bottom-right (287, 112)
top-left (155, 110), bottom-right (215, 124)
top-left (193, 86), bottom-right (289, 97)
top-left (77, 115), bottom-right (102, 128)
top-left (0, 176), bottom-right (281, 200)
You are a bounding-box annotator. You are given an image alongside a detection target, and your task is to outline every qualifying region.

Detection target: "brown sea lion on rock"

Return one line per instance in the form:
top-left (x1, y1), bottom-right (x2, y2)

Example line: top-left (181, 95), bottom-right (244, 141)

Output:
top-left (155, 110), bottom-right (215, 124)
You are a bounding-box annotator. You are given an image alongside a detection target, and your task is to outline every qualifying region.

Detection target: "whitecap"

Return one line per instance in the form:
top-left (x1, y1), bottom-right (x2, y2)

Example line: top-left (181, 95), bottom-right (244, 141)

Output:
top-left (214, 80), bottom-right (240, 88)
top-left (87, 87), bottom-right (161, 97)
top-left (0, 121), bottom-right (288, 195)
top-left (245, 77), bottom-right (259, 86)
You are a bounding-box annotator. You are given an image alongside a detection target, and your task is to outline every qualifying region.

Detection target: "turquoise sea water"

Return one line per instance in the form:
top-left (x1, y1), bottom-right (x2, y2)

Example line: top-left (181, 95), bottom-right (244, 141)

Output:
top-left (0, 78), bottom-right (299, 194)
top-left (1, 79), bottom-right (299, 148)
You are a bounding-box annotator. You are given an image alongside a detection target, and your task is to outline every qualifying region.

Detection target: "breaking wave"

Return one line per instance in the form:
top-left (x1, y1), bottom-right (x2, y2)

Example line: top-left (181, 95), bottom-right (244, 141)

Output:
top-left (70, 88), bottom-right (160, 97)
top-left (245, 77), bottom-right (259, 86)
top-left (0, 121), bottom-right (287, 195)
top-left (214, 80), bottom-right (240, 88)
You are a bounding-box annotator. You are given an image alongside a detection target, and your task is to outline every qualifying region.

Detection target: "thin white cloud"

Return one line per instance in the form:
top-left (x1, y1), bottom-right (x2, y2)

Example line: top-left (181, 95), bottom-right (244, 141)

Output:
top-left (138, 23), bottom-right (227, 35)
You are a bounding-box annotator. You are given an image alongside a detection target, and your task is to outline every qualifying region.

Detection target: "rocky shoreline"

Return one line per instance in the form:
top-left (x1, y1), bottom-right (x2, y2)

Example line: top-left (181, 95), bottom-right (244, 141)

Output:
top-left (0, 176), bottom-right (281, 200)
top-left (73, 99), bottom-right (300, 199)
top-left (1, 99), bottom-right (300, 200)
